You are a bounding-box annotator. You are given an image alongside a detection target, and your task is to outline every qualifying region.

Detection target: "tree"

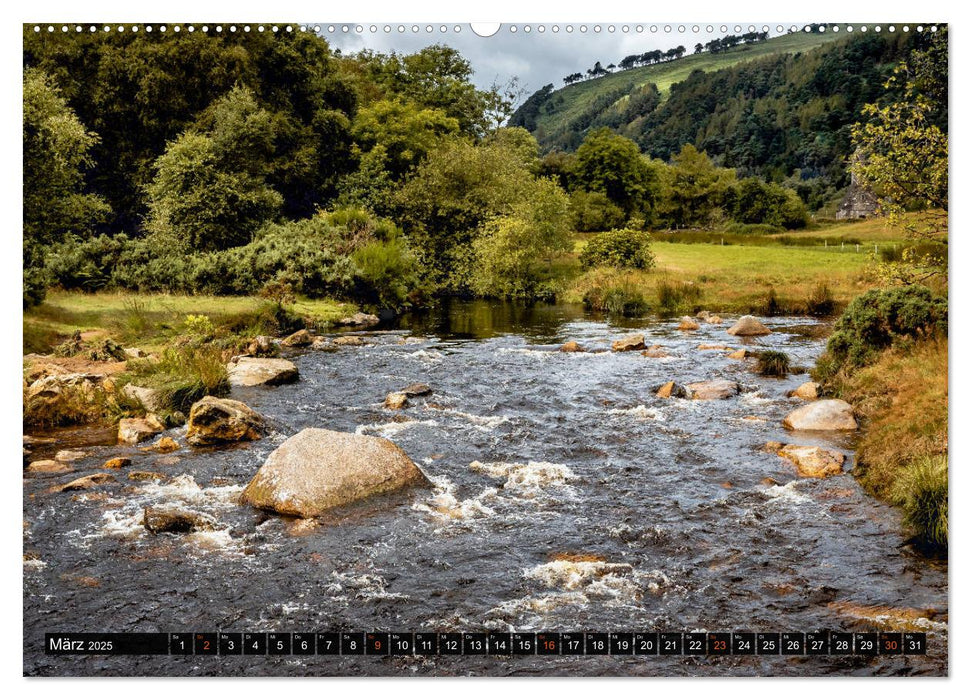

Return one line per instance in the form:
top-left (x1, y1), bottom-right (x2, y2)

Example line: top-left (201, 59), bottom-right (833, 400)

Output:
top-left (471, 178), bottom-right (572, 298)
top-left (393, 137), bottom-right (538, 292)
top-left (145, 87), bottom-right (283, 252)
top-left (23, 68), bottom-right (110, 306)
top-left (573, 128), bottom-right (659, 217)
top-left (694, 43), bottom-right (704, 55)
top-left (850, 27), bottom-right (948, 281)
top-left (661, 144), bottom-right (736, 228)
top-left (350, 98), bottom-right (459, 181)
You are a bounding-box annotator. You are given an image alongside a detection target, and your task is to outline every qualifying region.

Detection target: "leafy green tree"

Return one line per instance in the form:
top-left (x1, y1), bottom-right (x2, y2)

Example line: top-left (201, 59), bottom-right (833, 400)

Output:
top-left (351, 98), bottom-right (459, 180)
top-left (24, 28), bottom-right (357, 228)
top-left (850, 28), bottom-right (948, 282)
top-left (393, 137), bottom-right (537, 292)
top-left (573, 128), bottom-right (659, 218)
top-left (471, 178), bottom-right (572, 298)
top-left (729, 177), bottom-right (808, 229)
top-left (145, 87), bottom-right (283, 252)
top-left (661, 144), bottom-right (736, 228)
top-left (23, 68), bottom-right (110, 306)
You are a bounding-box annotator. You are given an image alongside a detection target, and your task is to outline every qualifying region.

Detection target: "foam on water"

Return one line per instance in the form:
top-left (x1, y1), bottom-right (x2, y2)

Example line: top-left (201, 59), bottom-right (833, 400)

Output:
top-left (607, 405), bottom-right (665, 421)
top-left (412, 475), bottom-right (497, 524)
top-left (354, 419), bottom-right (439, 438)
top-left (469, 460), bottom-right (576, 496)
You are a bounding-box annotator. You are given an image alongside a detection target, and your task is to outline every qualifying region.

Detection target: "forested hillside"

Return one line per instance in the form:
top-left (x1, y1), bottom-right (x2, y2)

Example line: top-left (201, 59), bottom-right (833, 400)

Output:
top-left (513, 29), bottom-right (926, 209)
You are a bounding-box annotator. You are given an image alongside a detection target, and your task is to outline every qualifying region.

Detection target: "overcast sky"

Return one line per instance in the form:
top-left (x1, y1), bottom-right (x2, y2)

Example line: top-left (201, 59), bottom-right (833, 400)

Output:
top-left (325, 23), bottom-right (791, 96)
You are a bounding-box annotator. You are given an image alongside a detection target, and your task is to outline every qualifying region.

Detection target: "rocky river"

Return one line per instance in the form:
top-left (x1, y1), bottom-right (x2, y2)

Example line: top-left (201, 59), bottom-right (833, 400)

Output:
top-left (23, 301), bottom-right (948, 676)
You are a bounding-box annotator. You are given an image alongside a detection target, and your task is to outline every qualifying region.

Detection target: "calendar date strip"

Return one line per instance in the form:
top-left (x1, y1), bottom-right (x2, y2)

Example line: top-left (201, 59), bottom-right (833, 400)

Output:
top-left (45, 631), bottom-right (926, 656)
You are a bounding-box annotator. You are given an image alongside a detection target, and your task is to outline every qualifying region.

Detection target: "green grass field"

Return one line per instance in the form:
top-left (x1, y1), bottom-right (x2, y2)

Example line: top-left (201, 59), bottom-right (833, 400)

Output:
top-left (535, 29), bottom-right (848, 141)
top-left (23, 291), bottom-right (356, 354)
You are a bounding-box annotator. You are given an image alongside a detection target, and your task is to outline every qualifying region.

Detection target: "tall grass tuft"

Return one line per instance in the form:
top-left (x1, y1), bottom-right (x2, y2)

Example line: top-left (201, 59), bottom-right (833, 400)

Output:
top-left (755, 350), bottom-right (791, 376)
top-left (122, 347), bottom-right (229, 415)
top-left (805, 282), bottom-right (836, 316)
top-left (894, 455), bottom-right (948, 555)
top-left (656, 280), bottom-right (702, 314)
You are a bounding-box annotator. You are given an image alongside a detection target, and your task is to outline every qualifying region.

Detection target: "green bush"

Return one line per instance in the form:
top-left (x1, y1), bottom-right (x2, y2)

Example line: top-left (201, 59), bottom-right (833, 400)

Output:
top-left (46, 234), bottom-right (131, 291)
top-left (352, 238), bottom-right (421, 310)
top-left (755, 350), bottom-right (791, 376)
top-left (894, 455), bottom-right (948, 555)
top-left (815, 285), bottom-right (948, 381)
top-left (580, 228), bottom-right (656, 270)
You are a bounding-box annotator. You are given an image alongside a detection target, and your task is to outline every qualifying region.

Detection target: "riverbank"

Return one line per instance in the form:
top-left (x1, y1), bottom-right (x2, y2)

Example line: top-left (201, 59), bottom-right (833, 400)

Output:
top-left (825, 337), bottom-right (949, 554)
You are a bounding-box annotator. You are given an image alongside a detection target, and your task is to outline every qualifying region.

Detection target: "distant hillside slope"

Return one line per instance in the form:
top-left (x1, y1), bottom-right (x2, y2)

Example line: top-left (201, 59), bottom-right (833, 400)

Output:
top-left (513, 30), bottom-right (847, 149)
top-left (513, 28), bottom-right (923, 209)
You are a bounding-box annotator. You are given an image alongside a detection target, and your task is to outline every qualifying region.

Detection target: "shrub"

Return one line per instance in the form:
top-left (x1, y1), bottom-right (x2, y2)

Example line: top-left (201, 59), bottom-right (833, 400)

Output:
top-left (45, 234), bottom-right (131, 291)
top-left (894, 455), bottom-right (948, 555)
top-left (352, 238), bottom-right (421, 310)
top-left (760, 287), bottom-right (785, 316)
top-left (815, 285), bottom-right (948, 382)
top-left (582, 279), bottom-right (648, 317)
top-left (755, 350), bottom-right (791, 376)
top-left (580, 228), bottom-right (655, 270)
top-left (121, 347), bottom-right (229, 416)
top-left (656, 279), bottom-right (702, 313)
top-left (183, 314), bottom-right (216, 341)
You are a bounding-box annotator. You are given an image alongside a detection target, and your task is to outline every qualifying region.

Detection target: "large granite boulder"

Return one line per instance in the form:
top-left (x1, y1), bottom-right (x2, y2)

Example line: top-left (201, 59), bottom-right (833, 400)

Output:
top-left (186, 396), bottom-right (266, 446)
top-left (727, 315), bottom-right (772, 336)
top-left (240, 428), bottom-right (429, 517)
top-left (280, 329), bottom-right (313, 348)
top-left (227, 357), bottom-right (299, 387)
top-left (783, 399), bottom-right (858, 431)
top-left (789, 381), bottom-right (821, 400)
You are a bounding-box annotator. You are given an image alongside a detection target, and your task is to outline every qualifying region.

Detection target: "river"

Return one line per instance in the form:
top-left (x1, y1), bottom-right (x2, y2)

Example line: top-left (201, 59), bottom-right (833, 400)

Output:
top-left (23, 301), bottom-right (948, 676)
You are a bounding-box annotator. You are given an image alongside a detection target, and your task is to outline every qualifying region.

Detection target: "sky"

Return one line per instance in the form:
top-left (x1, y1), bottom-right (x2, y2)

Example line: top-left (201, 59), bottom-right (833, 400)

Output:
top-left (324, 23), bottom-right (794, 96)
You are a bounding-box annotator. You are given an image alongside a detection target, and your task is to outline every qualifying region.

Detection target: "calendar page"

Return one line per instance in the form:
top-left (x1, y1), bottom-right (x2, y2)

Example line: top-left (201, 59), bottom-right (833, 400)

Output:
top-left (21, 18), bottom-right (948, 678)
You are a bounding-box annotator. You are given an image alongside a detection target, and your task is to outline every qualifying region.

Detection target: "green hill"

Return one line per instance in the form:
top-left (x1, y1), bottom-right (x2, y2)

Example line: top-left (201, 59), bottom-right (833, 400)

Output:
top-left (515, 30), bottom-right (848, 150)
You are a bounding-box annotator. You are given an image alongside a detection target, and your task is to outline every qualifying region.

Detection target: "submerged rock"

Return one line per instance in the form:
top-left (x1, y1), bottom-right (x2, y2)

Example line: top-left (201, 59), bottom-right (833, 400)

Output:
top-left (52, 472), bottom-right (116, 492)
top-left (726, 348), bottom-right (752, 359)
top-left (143, 506), bottom-right (216, 534)
top-left (146, 436), bottom-right (179, 453)
top-left (384, 392), bottom-right (409, 410)
top-left (612, 334), bottom-right (645, 352)
top-left (789, 381), bottom-right (821, 400)
top-left (117, 416), bottom-right (165, 445)
top-left (332, 336), bottom-right (366, 347)
top-left (677, 316), bottom-right (700, 331)
top-left (783, 399), bottom-right (858, 431)
top-left (400, 383), bottom-right (433, 397)
top-left (240, 428), bottom-right (429, 518)
top-left (727, 315), bottom-right (772, 336)
top-left (280, 329), bottom-right (313, 347)
top-left (686, 380), bottom-right (740, 400)
top-left (559, 341), bottom-right (584, 353)
top-left (697, 344), bottom-right (732, 351)
top-left (641, 345), bottom-right (670, 358)
top-left (227, 357), bottom-right (299, 387)
top-left (186, 396), bottom-right (265, 446)
top-left (338, 312), bottom-right (380, 328)
top-left (777, 445), bottom-right (846, 479)
top-left (128, 470), bottom-right (166, 481)
top-left (55, 449), bottom-right (88, 462)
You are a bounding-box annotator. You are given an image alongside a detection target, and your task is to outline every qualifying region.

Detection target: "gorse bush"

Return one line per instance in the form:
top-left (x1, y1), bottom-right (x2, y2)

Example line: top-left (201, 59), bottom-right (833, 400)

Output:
top-left (580, 228), bottom-right (656, 270)
top-left (894, 455), bottom-right (948, 555)
top-left (814, 285), bottom-right (948, 382)
top-left (46, 234), bottom-right (130, 292)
